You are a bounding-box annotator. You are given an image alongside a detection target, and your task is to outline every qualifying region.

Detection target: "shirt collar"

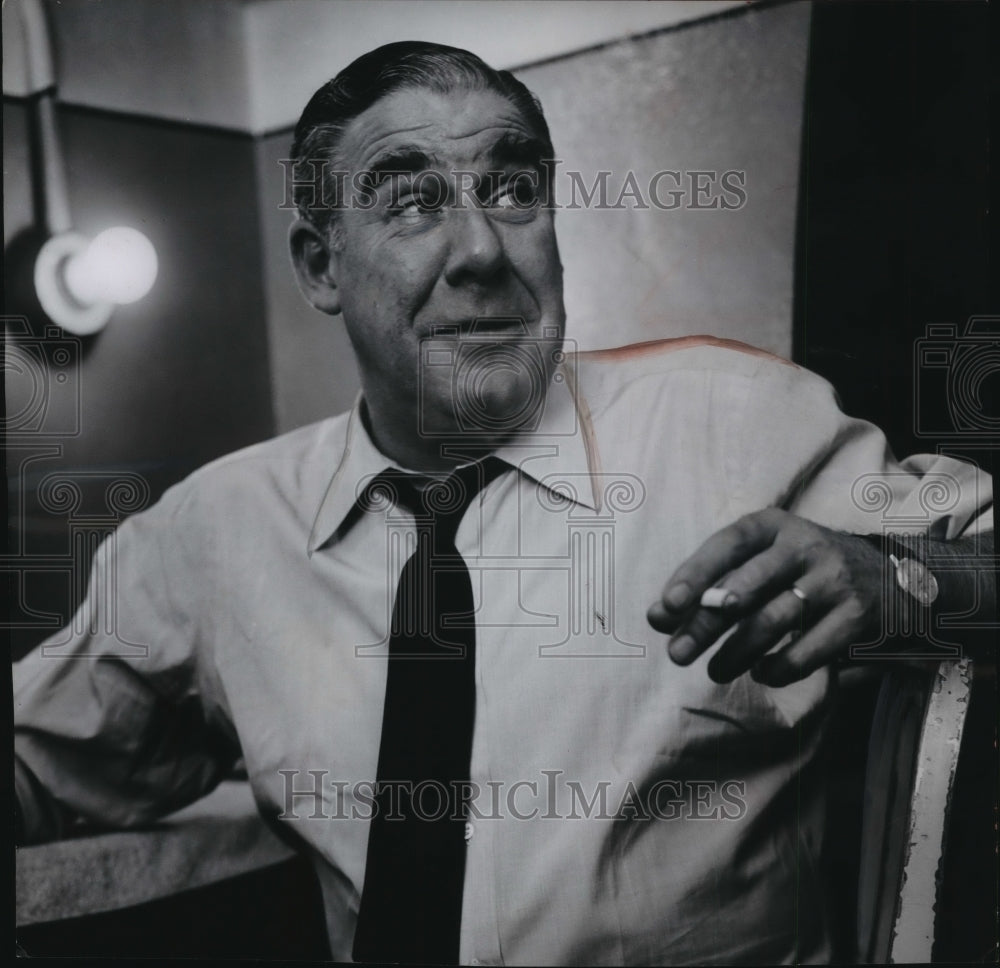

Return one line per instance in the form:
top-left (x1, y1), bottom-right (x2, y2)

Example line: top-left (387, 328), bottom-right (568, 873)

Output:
top-left (307, 359), bottom-right (598, 555)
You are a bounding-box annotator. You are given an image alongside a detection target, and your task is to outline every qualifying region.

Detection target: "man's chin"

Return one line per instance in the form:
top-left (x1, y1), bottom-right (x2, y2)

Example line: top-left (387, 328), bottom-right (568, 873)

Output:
top-left (416, 391), bottom-right (544, 457)
top-left (454, 378), bottom-right (547, 436)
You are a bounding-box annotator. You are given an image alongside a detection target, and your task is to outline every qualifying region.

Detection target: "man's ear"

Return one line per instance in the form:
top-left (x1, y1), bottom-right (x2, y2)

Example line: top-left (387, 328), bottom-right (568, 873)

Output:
top-left (289, 218), bottom-right (342, 315)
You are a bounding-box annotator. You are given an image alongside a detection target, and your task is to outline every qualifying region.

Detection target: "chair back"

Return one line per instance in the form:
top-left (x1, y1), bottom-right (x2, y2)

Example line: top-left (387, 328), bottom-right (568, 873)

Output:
top-left (855, 659), bottom-right (972, 963)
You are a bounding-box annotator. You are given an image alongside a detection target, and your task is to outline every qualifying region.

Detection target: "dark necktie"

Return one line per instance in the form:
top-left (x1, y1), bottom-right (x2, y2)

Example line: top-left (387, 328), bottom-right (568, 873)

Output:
top-left (352, 457), bottom-right (507, 965)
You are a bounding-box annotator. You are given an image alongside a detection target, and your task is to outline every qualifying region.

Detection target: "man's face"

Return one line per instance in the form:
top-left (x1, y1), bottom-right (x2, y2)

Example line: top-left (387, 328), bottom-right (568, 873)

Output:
top-left (325, 86), bottom-right (566, 467)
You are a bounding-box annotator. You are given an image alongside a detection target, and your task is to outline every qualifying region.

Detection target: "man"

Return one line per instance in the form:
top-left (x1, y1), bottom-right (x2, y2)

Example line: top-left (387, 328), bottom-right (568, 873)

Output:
top-left (14, 42), bottom-right (994, 965)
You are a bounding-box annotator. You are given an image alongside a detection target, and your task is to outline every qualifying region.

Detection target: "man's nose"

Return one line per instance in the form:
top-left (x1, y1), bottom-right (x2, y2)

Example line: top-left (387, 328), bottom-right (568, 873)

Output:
top-left (443, 207), bottom-right (505, 286)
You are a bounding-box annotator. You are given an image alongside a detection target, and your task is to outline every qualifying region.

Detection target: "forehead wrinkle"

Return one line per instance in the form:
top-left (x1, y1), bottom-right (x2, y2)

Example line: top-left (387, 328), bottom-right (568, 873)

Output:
top-left (358, 129), bottom-right (538, 183)
top-left (351, 121), bottom-right (436, 170)
top-left (361, 124), bottom-right (536, 168)
top-left (345, 94), bottom-right (537, 173)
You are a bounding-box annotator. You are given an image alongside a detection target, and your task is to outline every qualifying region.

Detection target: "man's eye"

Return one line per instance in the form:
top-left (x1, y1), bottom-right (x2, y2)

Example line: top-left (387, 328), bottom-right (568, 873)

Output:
top-left (490, 179), bottom-right (539, 211)
top-left (393, 195), bottom-right (442, 218)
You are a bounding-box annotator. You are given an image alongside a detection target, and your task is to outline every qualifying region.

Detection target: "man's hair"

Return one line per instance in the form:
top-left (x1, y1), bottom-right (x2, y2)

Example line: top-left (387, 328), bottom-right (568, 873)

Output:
top-left (290, 41), bottom-right (555, 236)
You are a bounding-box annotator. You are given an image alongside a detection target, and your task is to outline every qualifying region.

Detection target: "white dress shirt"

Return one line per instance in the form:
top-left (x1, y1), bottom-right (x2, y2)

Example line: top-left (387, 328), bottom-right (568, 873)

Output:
top-left (15, 337), bottom-right (992, 965)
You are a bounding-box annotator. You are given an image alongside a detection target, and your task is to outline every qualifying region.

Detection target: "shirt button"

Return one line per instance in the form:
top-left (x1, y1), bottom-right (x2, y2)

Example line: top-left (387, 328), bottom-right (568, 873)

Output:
top-left (464, 820), bottom-right (475, 843)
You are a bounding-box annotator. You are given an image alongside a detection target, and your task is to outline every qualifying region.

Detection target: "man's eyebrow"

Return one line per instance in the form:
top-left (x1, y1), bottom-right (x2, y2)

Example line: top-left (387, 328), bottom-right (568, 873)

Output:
top-left (357, 146), bottom-right (438, 193)
top-left (354, 134), bottom-right (548, 197)
top-left (485, 132), bottom-right (548, 171)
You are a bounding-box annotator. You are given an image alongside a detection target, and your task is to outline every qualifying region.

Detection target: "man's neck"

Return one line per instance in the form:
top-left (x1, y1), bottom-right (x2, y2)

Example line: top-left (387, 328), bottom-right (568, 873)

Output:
top-left (359, 398), bottom-right (503, 474)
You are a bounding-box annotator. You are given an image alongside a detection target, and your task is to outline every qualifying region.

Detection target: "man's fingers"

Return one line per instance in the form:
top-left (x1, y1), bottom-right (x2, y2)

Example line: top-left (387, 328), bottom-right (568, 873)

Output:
top-left (657, 544), bottom-right (805, 662)
top-left (653, 510), bottom-right (787, 623)
top-left (749, 604), bottom-right (856, 687)
top-left (706, 583), bottom-right (813, 682)
top-left (652, 515), bottom-right (885, 683)
top-left (706, 544), bottom-right (805, 614)
top-left (648, 538), bottom-right (786, 637)
top-left (667, 610), bottom-right (734, 664)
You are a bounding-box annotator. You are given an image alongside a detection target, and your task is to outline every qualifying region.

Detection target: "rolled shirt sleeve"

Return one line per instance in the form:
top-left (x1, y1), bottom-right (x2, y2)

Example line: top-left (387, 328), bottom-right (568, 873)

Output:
top-left (14, 485), bottom-right (240, 844)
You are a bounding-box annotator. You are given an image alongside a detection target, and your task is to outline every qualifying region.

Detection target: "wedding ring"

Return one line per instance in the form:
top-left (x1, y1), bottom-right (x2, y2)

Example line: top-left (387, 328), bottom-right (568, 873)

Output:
top-left (790, 585), bottom-right (808, 603)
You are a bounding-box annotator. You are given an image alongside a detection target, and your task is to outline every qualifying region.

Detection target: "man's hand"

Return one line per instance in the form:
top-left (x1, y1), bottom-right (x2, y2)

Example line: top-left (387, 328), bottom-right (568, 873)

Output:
top-left (647, 508), bottom-right (886, 687)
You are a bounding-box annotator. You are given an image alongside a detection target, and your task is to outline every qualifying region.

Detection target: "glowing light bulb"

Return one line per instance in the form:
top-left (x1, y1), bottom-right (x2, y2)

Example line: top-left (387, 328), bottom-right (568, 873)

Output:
top-left (64, 226), bottom-right (158, 306)
top-left (35, 227), bottom-right (160, 334)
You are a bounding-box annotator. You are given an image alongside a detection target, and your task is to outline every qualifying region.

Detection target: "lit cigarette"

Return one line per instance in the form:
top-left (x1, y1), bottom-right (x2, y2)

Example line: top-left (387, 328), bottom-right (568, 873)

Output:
top-left (700, 587), bottom-right (739, 609)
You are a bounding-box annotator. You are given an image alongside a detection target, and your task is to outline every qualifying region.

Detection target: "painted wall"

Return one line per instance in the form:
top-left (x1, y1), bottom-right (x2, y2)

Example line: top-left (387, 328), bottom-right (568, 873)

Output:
top-left (5, 105), bottom-right (275, 657)
top-left (520, 1), bottom-right (808, 356)
top-left (255, 131), bottom-right (361, 432)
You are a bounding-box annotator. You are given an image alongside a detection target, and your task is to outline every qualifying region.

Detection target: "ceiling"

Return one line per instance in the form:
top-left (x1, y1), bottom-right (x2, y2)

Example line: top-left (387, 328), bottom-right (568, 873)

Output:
top-left (4, 0), bottom-right (746, 133)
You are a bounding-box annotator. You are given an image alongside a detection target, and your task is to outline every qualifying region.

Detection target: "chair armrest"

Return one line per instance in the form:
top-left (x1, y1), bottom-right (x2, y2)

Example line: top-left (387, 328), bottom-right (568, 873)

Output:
top-left (16, 780), bottom-right (295, 926)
